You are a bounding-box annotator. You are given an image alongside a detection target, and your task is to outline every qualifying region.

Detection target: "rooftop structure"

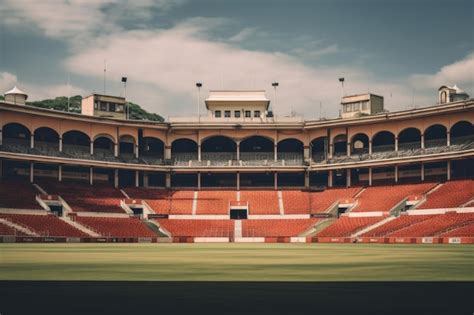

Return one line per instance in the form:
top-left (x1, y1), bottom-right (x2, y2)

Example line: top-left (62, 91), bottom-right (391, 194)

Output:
top-left (4, 86), bottom-right (28, 105)
top-left (340, 93), bottom-right (384, 119)
top-left (439, 85), bottom-right (470, 104)
top-left (205, 90), bottom-right (271, 120)
top-left (81, 94), bottom-right (126, 119)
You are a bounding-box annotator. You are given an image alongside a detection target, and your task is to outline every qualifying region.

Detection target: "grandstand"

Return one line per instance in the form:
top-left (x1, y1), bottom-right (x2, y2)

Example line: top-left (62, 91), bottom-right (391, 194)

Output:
top-left (0, 86), bottom-right (473, 243)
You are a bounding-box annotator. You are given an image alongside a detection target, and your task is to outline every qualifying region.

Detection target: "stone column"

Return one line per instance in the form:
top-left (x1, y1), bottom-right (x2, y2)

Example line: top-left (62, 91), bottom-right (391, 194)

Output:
top-left (236, 141), bottom-right (240, 161)
top-left (165, 172), bottom-right (171, 188)
top-left (198, 145), bottom-right (202, 162)
top-left (368, 140), bottom-right (373, 155)
top-left (421, 134), bottom-right (425, 150)
top-left (395, 137), bottom-right (399, 152)
top-left (346, 142), bottom-right (351, 156)
top-left (135, 170), bottom-right (139, 187)
top-left (274, 143), bottom-right (278, 161)
top-left (90, 141), bottom-right (94, 155)
top-left (328, 170), bottom-right (333, 188)
top-left (304, 145), bottom-right (310, 162)
top-left (58, 165), bottom-right (62, 182)
top-left (346, 169), bottom-right (351, 187)
top-left (114, 169), bottom-right (119, 188)
top-left (368, 167), bottom-right (372, 186)
top-left (135, 144), bottom-right (139, 158)
top-left (421, 163), bottom-right (425, 181)
top-left (236, 172), bottom-right (240, 190)
top-left (329, 143), bottom-right (334, 159)
top-left (197, 172), bottom-right (201, 190)
top-left (59, 137), bottom-right (63, 152)
top-left (30, 134), bottom-right (34, 149)
top-left (394, 165), bottom-right (399, 183)
top-left (0, 128), bottom-right (3, 146)
top-left (114, 143), bottom-right (119, 157)
top-left (143, 172), bottom-right (149, 188)
top-left (89, 167), bottom-right (93, 185)
top-left (274, 172), bottom-right (278, 190)
top-left (304, 172), bottom-right (310, 189)
top-left (446, 131), bottom-right (451, 147)
top-left (447, 161), bottom-right (451, 180)
top-left (30, 163), bottom-right (34, 183)
top-left (165, 145), bottom-right (171, 160)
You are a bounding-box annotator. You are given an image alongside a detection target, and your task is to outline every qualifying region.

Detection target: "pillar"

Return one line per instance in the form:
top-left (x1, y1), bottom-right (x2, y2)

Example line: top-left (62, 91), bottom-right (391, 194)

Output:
top-left (368, 140), bottom-right (372, 155)
top-left (135, 144), bottom-right (139, 158)
top-left (329, 143), bottom-right (334, 158)
top-left (328, 170), bottom-right (333, 188)
top-left (304, 145), bottom-right (310, 161)
top-left (30, 134), bottom-right (34, 149)
top-left (58, 165), bottom-right (62, 182)
top-left (394, 165), bottom-right (399, 183)
top-left (274, 172), bottom-right (278, 190)
top-left (30, 162), bottom-right (34, 183)
top-left (198, 144), bottom-right (202, 162)
top-left (447, 160), bottom-right (451, 180)
top-left (421, 163), bottom-right (425, 181)
top-left (346, 142), bottom-right (351, 156)
top-left (368, 167), bottom-right (372, 186)
top-left (59, 137), bottom-right (63, 152)
top-left (197, 172), bottom-right (201, 190)
top-left (165, 173), bottom-right (171, 188)
top-left (346, 169), bottom-right (351, 187)
top-left (90, 141), bottom-right (94, 155)
top-left (114, 143), bottom-right (118, 157)
top-left (114, 169), bottom-right (119, 188)
top-left (89, 167), bottom-right (93, 185)
top-left (395, 137), bottom-right (398, 152)
top-left (135, 170), bottom-right (139, 187)
top-left (236, 142), bottom-right (240, 160)
top-left (447, 131), bottom-right (451, 147)
top-left (236, 172), bottom-right (240, 190)
top-left (0, 159), bottom-right (3, 179)
top-left (165, 146), bottom-right (171, 160)
top-left (304, 172), bottom-right (310, 189)
top-left (421, 134), bottom-right (425, 149)
top-left (0, 128), bottom-right (3, 146)
top-left (274, 143), bottom-right (278, 161)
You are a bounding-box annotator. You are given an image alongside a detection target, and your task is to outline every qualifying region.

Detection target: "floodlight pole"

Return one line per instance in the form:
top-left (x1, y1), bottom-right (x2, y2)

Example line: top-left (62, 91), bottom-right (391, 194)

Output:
top-left (272, 82), bottom-right (279, 113)
top-left (196, 82), bottom-right (202, 122)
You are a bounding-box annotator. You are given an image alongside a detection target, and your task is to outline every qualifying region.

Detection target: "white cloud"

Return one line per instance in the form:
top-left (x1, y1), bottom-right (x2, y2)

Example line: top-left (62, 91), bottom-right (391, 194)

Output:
top-left (411, 53), bottom-right (474, 91)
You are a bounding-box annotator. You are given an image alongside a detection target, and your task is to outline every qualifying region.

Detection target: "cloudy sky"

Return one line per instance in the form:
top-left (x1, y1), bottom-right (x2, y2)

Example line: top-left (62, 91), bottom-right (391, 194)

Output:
top-left (0, 0), bottom-right (473, 119)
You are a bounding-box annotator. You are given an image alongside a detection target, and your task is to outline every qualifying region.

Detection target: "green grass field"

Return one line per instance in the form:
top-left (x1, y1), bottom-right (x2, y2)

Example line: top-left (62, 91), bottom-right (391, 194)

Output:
top-left (1, 243), bottom-right (473, 281)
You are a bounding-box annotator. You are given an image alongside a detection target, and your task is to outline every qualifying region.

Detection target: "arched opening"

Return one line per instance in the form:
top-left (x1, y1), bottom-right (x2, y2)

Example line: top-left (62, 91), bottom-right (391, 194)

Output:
top-left (62, 130), bottom-right (90, 157)
top-left (171, 138), bottom-right (198, 163)
top-left (333, 134), bottom-right (347, 156)
top-left (140, 137), bottom-right (165, 161)
top-left (398, 128), bottom-right (421, 150)
top-left (351, 133), bottom-right (369, 155)
top-left (372, 131), bottom-right (395, 152)
top-left (94, 136), bottom-right (115, 159)
top-left (34, 127), bottom-right (60, 154)
top-left (240, 136), bottom-right (274, 161)
top-left (119, 135), bottom-right (136, 157)
top-left (311, 137), bottom-right (328, 162)
top-left (2, 123), bottom-right (31, 151)
top-left (424, 124), bottom-right (447, 148)
top-left (201, 136), bottom-right (237, 161)
top-left (450, 121), bottom-right (474, 145)
top-left (277, 138), bottom-right (304, 164)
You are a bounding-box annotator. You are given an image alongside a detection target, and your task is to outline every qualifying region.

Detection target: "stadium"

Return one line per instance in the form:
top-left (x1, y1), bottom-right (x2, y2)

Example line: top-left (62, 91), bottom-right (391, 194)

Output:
top-left (0, 84), bottom-right (473, 245)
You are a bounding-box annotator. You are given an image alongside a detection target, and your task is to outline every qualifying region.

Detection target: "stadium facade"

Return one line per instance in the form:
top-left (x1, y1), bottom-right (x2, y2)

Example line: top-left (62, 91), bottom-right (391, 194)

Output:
top-left (0, 84), bottom-right (473, 243)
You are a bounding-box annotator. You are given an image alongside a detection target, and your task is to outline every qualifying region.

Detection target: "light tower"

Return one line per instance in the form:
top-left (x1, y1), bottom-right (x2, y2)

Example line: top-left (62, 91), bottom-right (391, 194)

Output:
top-left (272, 82), bottom-right (279, 113)
top-left (196, 82), bottom-right (203, 122)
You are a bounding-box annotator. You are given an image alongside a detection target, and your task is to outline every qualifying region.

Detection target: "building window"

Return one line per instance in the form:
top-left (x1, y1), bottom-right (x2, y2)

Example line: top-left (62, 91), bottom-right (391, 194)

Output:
top-left (235, 110), bottom-right (241, 118)
top-left (215, 110), bottom-right (221, 118)
top-left (441, 91), bottom-right (447, 104)
top-left (117, 105), bottom-right (124, 112)
top-left (254, 110), bottom-right (261, 117)
top-left (94, 102), bottom-right (99, 110)
top-left (354, 103), bottom-right (360, 111)
top-left (100, 102), bottom-right (107, 111)
top-left (109, 103), bottom-right (116, 112)
top-left (362, 101), bottom-right (369, 110)
top-left (245, 110), bottom-right (251, 118)
top-left (224, 110), bottom-right (231, 118)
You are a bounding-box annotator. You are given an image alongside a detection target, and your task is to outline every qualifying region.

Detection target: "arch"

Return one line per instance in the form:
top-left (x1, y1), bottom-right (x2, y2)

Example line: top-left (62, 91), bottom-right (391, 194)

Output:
top-left (277, 138), bottom-right (304, 153)
top-left (424, 124), bottom-right (447, 147)
top-left (351, 133), bottom-right (369, 154)
top-left (94, 136), bottom-right (114, 151)
top-left (171, 138), bottom-right (198, 154)
top-left (240, 135), bottom-right (274, 152)
top-left (201, 136), bottom-right (237, 153)
top-left (62, 130), bottom-right (90, 146)
top-left (333, 134), bottom-right (347, 155)
top-left (34, 127), bottom-right (59, 143)
top-left (3, 122), bottom-right (31, 142)
top-left (119, 134), bottom-right (136, 145)
top-left (93, 133), bottom-right (115, 143)
top-left (140, 137), bottom-right (165, 157)
top-left (310, 136), bottom-right (328, 161)
top-left (372, 131), bottom-right (395, 152)
top-left (398, 127), bottom-right (421, 144)
top-left (119, 135), bottom-right (136, 156)
top-left (450, 120), bottom-right (474, 139)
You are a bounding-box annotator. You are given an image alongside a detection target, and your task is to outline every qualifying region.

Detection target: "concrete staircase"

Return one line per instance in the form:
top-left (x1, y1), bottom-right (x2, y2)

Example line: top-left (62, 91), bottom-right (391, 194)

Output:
top-left (59, 217), bottom-right (100, 237)
top-left (352, 216), bottom-right (396, 237)
top-left (192, 191), bottom-right (198, 215)
top-left (234, 220), bottom-right (242, 238)
top-left (0, 218), bottom-right (38, 236)
top-left (277, 191), bottom-right (284, 215)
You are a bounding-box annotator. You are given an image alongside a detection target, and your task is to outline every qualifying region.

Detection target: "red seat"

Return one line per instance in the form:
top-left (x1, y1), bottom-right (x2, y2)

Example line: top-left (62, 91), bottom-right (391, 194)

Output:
top-left (242, 219), bottom-right (318, 237)
top-left (196, 191), bottom-right (236, 215)
top-left (75, 216), bottom-right (157, 237)
top-left (241, 190), bottom-right (279, 214)
top-left (156, 219), bottom-right (234, 237)
top-left (317, 216), bottom-right (384, 237)
top-left (309, 187), bottom-right (362, 213)
top-left (418, 180), bottom-right (474, 209)
top-left (0, 179), bottom-right (41, 209)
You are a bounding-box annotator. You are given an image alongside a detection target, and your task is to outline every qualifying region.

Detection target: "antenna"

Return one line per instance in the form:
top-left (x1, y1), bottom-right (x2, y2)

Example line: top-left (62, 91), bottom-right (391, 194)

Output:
top-left (67, 75), bottom-right (71, 112)
top-left (103, 60), bottom-right (107, 94)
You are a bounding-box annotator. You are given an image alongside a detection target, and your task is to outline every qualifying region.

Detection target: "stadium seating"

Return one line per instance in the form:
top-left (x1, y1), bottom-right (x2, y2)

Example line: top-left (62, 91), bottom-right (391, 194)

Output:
top-left (75, 216), bottom-right (156, 238)
top-left (196, 191), bottom-right (236, 215)
top-left (0, 221), bottom-right (27, 236)
top-left (156, 219), bottom-right (234, 237)
top-left (39, 181), bottom-right (125, 213)
top-left (440, 222), bottom-right (474, 237)
top-left (309, 187), bottom-right (362, 213)
top-left (352, 182), bottom-right (437, 212)
top-left (125, 188), bottom-right (174, 214)
top-left (387, 212), bottom-right (474, 237)
top-left (361, 214), bottom-right (434, 237)
top-left (0, 213), bottom-right (87, 237)
top-left (241, 190), bottom-right (280, 214)
top-left (0, 179), bottom-right (41, 209)
top-left (282, 190), bottom-right (310, 214)
top-left (418, 179), bottom-right (474, 209)
top-left (317, 216), bottom-right (385, 237)
top-left (242, 219), bottom-right (318, 237)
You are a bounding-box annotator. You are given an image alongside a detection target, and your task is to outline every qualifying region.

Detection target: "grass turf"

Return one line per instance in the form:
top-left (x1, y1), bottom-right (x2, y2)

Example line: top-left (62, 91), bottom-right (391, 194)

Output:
top-left (0, 243), bottom-right (473, 281)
